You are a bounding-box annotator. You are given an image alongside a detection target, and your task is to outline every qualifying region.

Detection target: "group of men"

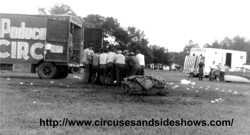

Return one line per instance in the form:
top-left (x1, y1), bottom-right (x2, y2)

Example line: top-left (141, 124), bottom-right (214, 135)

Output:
top-left (81, 47), bottom-right (145, 85)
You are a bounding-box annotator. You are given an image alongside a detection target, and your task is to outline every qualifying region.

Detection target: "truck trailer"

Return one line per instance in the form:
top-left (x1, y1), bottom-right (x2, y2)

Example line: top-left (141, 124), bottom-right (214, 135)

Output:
top-left (183, 47), bottom-right (247, 76)
top-left (0, 13), bottom-right (84, 79)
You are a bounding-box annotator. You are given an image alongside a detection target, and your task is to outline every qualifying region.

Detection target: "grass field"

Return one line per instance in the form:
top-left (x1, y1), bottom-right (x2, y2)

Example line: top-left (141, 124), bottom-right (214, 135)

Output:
top-left (0, 70), bottom-right (250, 135)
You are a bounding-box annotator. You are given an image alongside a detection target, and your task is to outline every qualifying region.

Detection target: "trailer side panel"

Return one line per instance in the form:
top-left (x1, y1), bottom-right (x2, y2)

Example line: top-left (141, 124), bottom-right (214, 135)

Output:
top-left (0, 14), bottom-right (47, 64)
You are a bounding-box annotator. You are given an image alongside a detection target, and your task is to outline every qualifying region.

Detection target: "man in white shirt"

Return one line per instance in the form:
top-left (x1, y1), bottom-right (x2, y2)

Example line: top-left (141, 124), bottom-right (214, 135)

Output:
top-left (135, 50), bottom-right (145, 75)
top-left (81, 47), bottom-right (94, 83)
top-left (114, 50), bottom-right (126, 85)
top-left (106, 50), bottom-right (116, 64)
top-left (106, 49), bottom-right (116, 84)
top-left (81, 47), bottom-right (94, 65)
top-left (99, 49), bottom-right (108, 85)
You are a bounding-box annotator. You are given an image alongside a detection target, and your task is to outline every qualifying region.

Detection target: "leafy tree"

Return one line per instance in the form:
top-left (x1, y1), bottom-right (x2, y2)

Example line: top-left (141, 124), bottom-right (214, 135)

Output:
top-left (220, 37), bottom-right (233, 49)
top-left (38, 4), bottom-right (77, 16)
top-left (168, 40), bottom-right (199, 66)
top-left (226, 36), bottom-right (250, 64)
top-left (183, 40), bottom-right (199, 55)
top-left (83, 15), bottom-right (129, 49)
top-left (168, 52), bottom-right (186, 66)
top-left (231, 36), bottom-right (249, 51)
top-left (49, 4), bottom-right (77, 16)
top-left (38, 8), bottom-right (48, 15)
top-left (83, 14), bottom-right (170, 65)
top-left (38, 5), bottom-right (171, 65)
top-left (149, 45), bottom-right (169, 64)
top-left (82, 14), bottom-right (105, 28)
top-left (82, 15), bottom-right (154, 62)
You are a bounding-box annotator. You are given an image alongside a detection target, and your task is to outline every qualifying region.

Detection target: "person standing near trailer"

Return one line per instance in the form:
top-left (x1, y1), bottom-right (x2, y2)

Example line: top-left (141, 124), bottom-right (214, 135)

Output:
top-left (198, 57), bottom-right (205, 80)
top-left (81, 47), bottom-right (94, 83)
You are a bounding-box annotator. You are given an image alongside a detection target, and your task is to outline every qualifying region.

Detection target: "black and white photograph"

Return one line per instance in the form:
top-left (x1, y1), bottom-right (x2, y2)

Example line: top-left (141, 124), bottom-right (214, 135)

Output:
top-left (0, 0), bottom-right (250, 134)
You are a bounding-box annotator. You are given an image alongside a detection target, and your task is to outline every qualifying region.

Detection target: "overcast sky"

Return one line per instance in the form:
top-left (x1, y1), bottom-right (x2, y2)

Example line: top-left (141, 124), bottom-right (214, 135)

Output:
top-left (1, 0), bottom-right (250, 52)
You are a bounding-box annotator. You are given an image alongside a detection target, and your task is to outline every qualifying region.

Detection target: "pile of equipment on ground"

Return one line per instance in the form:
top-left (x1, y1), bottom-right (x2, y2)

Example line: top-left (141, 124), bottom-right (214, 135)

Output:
top-left (121, 75), bottom-right (169, 95)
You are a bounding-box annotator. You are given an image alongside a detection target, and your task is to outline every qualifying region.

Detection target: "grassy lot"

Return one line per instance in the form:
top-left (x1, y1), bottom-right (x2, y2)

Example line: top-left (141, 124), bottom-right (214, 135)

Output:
top-left (0, 70), bottom-right (250, 135)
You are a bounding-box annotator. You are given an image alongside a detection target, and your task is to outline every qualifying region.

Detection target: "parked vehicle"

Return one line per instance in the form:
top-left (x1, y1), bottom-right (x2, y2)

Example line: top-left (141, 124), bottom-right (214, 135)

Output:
top-left (183, 47), bottom-right (247, 76)
top-left (0, 13), bottom-right (102, 79)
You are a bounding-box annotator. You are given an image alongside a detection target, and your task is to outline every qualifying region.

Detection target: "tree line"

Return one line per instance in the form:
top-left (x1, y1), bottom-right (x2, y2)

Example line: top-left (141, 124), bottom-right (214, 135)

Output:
top-left (39, 4), bottom-right (250, 66)
top-left (38, 4), bottom-right (170, 66)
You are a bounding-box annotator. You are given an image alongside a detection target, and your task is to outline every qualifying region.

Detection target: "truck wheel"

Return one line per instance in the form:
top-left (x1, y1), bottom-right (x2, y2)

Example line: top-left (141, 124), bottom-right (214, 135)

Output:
top-left (71, 67), bottom-right (80, 74)
top-left (37, 62), bottom-right (57, 79)
top-left (54, 66), bottom-right (69, 79)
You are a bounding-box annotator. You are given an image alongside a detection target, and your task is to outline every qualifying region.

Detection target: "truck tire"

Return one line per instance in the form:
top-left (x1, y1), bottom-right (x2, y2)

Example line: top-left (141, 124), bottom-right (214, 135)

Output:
top-left (70, 67), bottom-right (80, 74)
top-left (54, 66), bottom-right (69, 79)
top-left (37, 62), bottom-right (57, 79)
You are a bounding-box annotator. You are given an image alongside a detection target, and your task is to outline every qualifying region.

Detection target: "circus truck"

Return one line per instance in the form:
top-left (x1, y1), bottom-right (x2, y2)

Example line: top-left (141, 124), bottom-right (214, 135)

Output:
top-left (0, 13), bottom-right (84, 79)
top-left (183, 47), bottom-right (247, 77)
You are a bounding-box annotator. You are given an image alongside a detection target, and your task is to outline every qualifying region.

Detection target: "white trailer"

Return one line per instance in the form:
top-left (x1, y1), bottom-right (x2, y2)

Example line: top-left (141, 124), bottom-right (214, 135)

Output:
top-left (184, 48), bottom-right (247, 76)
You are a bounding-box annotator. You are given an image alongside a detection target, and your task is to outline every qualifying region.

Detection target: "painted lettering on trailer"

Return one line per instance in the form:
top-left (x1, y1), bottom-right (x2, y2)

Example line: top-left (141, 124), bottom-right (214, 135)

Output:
top-left (0, 18), bottom-right (46, 40)
top-left (0, 39), bottom-right (44, 60)
top-left (0, 18), bottom-right (46, 60)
